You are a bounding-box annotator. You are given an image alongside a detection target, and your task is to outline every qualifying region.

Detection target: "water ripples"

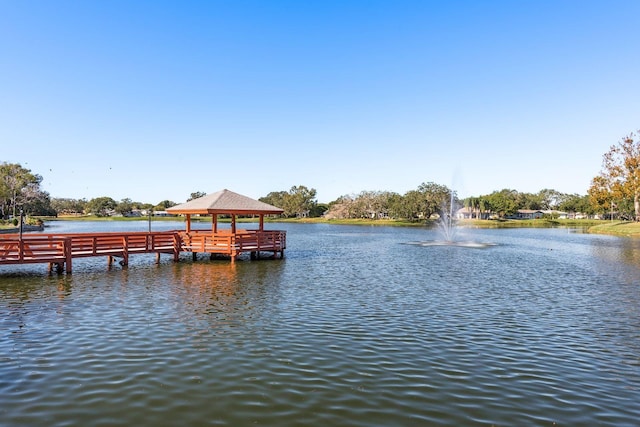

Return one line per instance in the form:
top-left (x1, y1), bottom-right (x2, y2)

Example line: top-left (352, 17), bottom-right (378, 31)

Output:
top-left (1, 224), bottom-right (640, 425)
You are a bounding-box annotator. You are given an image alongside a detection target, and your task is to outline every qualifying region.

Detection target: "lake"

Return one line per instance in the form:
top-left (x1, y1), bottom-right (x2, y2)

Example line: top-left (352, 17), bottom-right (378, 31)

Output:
top-left (1, 221), bottom-right (639, 426)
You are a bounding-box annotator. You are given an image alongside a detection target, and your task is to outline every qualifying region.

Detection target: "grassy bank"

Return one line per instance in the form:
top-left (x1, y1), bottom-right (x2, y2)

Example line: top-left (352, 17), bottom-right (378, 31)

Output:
top-left (271, 217), bottom-right (605, 229)
top-left (0, 217), bottom-right (44, 230)
top-left (278, 217), bottom-right (422, 227)
top-left (460, 218), bottom-right (602, 228)
top-left (587, 221), bottom-right (640, 237)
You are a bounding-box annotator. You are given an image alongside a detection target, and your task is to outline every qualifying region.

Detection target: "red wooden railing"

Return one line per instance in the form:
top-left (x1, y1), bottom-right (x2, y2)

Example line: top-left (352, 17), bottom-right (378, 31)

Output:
top-left (180, 230), bottom-right (286, 258)
top-left (0, 235), bottom-right (72, 265)
top-left (0, 231), bottom-right (182, 273)
top-left (0, 229), bottom-right (286, 273)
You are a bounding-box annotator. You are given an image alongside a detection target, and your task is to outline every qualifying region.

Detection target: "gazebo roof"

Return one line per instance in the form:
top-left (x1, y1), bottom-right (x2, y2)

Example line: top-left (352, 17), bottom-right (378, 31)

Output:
top-left (166, 189), bottom-right (284, 215)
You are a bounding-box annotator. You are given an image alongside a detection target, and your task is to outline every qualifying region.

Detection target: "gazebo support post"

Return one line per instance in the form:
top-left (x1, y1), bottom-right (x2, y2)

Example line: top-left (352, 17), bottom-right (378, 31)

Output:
top-left (212, 214), bottom-right (218, 234)
top-left (185, 214), bottom-right (192, 233)
top-left (259, 214), bottom-right (264, 231)
top-left (231, 214), bottom-right (237, 234)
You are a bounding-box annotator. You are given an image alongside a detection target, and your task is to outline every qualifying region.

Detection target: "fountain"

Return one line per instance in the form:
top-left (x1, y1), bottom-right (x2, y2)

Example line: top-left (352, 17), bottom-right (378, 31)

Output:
top-left (405, 190), bottom-right (495, 249)
top-left (438, 190), bottom-right (457, 242)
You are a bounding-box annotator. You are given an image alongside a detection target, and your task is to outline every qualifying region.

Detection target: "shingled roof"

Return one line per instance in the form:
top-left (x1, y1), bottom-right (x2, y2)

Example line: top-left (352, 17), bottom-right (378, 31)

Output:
top-left (166, 189), bottom-right (284, 215)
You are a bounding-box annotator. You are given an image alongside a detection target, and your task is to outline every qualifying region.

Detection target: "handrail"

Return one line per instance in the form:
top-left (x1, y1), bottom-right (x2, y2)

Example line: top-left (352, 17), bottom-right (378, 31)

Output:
top-left (0, 231), bottom-right (183, 272)
top-left (0, 229), bottom-right (286, 272)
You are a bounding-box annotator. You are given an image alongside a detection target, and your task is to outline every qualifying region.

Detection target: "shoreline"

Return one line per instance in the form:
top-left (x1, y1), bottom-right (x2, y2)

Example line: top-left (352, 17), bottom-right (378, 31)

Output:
top-left (0, 224), bottom-right (45, 234)
top-left (6, 216), bottom-right (639, 237)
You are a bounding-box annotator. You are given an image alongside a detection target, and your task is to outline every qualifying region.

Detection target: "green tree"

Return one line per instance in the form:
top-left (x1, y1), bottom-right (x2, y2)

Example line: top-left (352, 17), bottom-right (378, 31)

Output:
top-left (260, 186), bottom-right (317, 218)
top-left (154, 200), bottom-right (176, 211)
top-left (23, 188), bottom-right (55, 216)
top-left (259, 191), bottom-right (288, 210)
top-left (0, 162), bottom-right (44, 219)
top-left (398, 190), bottom-right (423, 220)
top-left (516, 192), bottom-right (543, 210)
top-left (115, 198), bottom-right (134, 216)
top-left (416, 182), bottom-right (453, 219)
top-left (591, 131), bottom-right (640, 220)
top-left (479, 197), bottom-right (492, 219)
top-left (537, 189), bottom-right (565, 210)
top-left (464, 196), bottom-right (480, 219)
top-left (464, 196), bottom-right (493, 219)
top-left (284, 185), bottom-right (317, 218)
top-left (188, 191), bottom-right (207, 201)
top-left (386, 192), bottom-right (405, 219)
top-left (309, 203), bottom-right (328, 217)
top-left (486, 189), bottom-right (518, 218)
top-left (349, 190), bottom-right (397, 219)
top-left (51, 198), bottom-right (87, 215)
top-left (86, 197), bottom-right (117, 217)
top-left (558, 194), bottom-right (593, 217)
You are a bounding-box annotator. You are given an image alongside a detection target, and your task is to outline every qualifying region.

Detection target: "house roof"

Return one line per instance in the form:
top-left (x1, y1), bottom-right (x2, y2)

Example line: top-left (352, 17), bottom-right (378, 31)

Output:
top-left (166, 189), bottom-right (284, 215)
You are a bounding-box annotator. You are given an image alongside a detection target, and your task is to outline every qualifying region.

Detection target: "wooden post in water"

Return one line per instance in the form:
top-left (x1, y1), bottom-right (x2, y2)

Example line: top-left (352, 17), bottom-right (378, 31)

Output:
top-left (121, 236), bottom-right (129, 267)
top-left (173, 233), bottom-right (180, 262)
top-left (64, 237), bottom-right (72, 273)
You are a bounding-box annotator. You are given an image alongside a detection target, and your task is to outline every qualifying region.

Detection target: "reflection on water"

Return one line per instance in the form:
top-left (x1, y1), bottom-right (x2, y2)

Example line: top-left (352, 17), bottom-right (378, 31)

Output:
top-left (173, 261), bottom-right (240, 299)
top-left (404, 240), bottom-right (497, 248)
top-left (1, 222), bottom-right (640, 426)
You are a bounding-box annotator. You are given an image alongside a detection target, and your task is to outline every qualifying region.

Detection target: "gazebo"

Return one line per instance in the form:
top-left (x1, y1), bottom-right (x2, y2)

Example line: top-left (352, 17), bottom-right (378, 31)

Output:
top-left (167, 189), bottom-right (286, 261)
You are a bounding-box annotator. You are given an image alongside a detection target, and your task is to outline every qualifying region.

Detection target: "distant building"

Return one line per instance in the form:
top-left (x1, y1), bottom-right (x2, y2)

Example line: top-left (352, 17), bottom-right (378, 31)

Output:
top-left (509, 209), bottom-right (544, 219)
top-left (455, 207), bottom-right (492, 220)
top-left (153, 211), bottom-right (175, 217)
top-left (542, 210), bottom-right (569, 219)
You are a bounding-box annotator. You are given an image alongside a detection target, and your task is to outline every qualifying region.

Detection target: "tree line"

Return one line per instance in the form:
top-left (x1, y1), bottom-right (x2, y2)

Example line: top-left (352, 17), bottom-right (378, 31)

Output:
top-left (309, 186), bottom-right (592, 221)
top-left (0, 165), bottom-right (593, 222)
top-left (2, 130), bottom-right (640, 221)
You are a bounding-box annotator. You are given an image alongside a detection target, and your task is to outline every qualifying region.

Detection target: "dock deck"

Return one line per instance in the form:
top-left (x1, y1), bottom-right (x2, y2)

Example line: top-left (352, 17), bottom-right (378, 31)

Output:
top-left (0, 229), bottom-right (286, 273)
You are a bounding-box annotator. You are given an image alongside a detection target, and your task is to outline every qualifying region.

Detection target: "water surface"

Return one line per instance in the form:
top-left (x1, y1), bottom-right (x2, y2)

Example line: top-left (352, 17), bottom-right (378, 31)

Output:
top-left (1, 222), bottom-right (639, 426)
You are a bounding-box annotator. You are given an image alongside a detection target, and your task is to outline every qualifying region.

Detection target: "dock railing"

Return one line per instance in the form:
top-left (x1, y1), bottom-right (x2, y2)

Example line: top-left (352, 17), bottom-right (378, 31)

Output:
top-left (0, 229), bottom-right (285, 272)
top-left (0, 235), bottom-right (72, 267)
top-left (0, 231), bottom-right (182, 272)
top-left (180, 229), bottom-right (286, 259)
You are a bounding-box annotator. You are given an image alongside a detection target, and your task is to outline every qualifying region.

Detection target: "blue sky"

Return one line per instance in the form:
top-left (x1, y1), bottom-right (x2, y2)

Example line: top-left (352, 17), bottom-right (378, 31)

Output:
top-left (1, 1), bottom-right (639, 204)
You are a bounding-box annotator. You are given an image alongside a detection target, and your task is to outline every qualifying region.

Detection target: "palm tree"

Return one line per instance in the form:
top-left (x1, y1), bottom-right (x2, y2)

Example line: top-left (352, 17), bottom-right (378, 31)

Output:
top-left (479, 198), bottom-right (491, 220)
top-left (464, 197), bottom-right (481, 219)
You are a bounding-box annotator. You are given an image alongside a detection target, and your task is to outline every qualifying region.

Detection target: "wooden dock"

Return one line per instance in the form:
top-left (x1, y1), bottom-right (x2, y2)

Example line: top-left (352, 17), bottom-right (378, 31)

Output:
top-left (0, 229), bottom-right (286, 273)
top-left (0, 189), bottom-right (287, 274)
top-left (181, 229), bottom-right (286, 261)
